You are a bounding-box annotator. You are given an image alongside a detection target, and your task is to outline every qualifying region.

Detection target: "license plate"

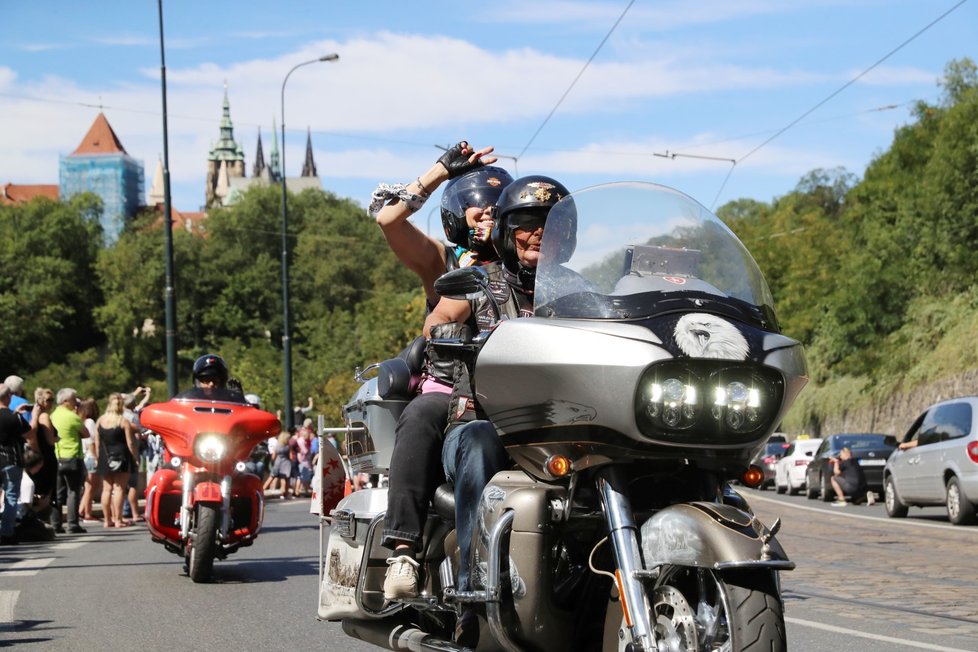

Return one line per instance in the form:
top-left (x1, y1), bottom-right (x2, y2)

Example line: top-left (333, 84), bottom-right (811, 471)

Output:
top-left (859, 459), bottom-right (885, 466)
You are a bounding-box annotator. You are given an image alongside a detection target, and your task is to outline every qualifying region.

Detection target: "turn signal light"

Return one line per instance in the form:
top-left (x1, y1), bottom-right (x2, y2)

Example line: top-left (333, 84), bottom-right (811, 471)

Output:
top-left (545, 455), bottom-right (572, 478)
top-left (742, 465), bottom-right (765, 488)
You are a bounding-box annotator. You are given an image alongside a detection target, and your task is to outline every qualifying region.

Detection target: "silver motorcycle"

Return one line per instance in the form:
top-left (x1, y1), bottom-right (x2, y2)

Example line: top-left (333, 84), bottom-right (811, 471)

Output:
top-left (318, 181), bottom-right (807, 651)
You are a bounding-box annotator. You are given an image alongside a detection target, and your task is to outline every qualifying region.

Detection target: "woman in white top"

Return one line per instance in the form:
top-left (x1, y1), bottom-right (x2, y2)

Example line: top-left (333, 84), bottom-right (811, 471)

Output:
top-left (78, 398), bottom-right (101, 522)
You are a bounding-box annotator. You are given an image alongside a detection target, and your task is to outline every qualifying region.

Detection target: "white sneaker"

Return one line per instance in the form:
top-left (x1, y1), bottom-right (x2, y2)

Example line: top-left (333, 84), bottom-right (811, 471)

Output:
top-left (383, 555), bottom-right (420, 600)
top-left (831, 499), bottom-right (848, 507)
top-left (866, 491), bottom-right (876, 506)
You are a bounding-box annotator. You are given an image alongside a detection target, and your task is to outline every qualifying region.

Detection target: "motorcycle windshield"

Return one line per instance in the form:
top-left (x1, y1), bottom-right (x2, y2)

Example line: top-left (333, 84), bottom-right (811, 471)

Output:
top-left (534, 182), bottom-right (778, 326)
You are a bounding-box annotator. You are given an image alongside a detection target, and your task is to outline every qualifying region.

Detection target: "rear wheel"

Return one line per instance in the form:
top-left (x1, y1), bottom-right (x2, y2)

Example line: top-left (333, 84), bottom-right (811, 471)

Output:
top-left (884, 476), bottom-right (908, 518)
top-left (946, 477), bottom-right (977, 525)
top-left (786, 477), bottom-right (800, 496)
top-left (188, 503), bottom-right (219, 582)
top-left (805, 478), bottom-right (817, 500)
top-left (623, 566), bottom-right (786, 652)
top-left (820, 474), bottom-right (833, 502)
top-left (775, 481), bottom-right (786, 495)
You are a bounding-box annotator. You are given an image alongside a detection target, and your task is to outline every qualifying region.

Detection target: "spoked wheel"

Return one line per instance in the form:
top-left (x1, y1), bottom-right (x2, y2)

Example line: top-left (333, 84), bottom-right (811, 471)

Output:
top-left (188, 503), bottom-right (219, 583)
top-left (648, 566), bottom-right (786, 652)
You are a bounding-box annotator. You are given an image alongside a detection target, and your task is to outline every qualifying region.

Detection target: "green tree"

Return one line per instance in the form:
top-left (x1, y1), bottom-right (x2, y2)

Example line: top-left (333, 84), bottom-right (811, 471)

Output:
top-left (0, 194), bottom-right (103, 372)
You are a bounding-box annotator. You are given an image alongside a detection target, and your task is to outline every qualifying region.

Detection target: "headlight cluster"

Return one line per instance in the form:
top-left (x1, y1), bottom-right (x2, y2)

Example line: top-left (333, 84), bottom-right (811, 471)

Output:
top-left (635, 361), bottom-right (783, 445)
top-left (194, 434), bottom-right (228, 462)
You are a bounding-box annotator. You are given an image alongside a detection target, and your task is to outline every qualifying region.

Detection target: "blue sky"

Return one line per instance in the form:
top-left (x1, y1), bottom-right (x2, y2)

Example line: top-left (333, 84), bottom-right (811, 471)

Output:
top-left (1, 0), bottom-right (974, 234)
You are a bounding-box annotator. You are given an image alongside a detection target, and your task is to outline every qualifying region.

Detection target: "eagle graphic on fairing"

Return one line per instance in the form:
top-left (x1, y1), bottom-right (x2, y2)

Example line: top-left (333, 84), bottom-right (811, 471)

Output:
top-left (673, 313), bottom-right (749, 360)
top-left (491, 399), bottom-right (597, 432)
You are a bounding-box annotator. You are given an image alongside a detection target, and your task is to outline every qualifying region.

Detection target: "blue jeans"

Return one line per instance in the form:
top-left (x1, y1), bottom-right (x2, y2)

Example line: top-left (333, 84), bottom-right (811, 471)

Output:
top-left (2, 464), bottom-right (24, 538)
top-left (442, 420), bottom-right (509, 591)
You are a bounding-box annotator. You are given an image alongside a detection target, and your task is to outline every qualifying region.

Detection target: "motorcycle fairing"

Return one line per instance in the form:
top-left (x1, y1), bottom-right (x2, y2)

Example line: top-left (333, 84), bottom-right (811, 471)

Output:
top-left (476, 317), bottom-right (806, 453)
top-left (639, 503), bottom-right (793, 570)
top-left (145, 467), bottom-right (181, 543)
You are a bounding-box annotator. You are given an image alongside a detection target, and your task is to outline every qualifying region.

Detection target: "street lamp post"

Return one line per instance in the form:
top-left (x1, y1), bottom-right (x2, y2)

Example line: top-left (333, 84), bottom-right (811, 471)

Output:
top-left (280, 53), bottom-right (338, 432)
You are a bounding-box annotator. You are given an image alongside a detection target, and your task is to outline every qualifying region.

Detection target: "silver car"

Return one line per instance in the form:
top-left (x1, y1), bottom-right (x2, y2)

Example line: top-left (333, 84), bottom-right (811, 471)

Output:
top-left (884, 396), bottom-right (978, 525)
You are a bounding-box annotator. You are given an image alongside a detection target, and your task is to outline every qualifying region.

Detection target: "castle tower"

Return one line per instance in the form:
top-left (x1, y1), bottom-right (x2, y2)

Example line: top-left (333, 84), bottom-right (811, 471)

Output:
top-left (204, 84), bottom-right (246, 208)
top-left (301, 127), bottom-right (318, 177)
top-left (269, 118), bottom-right (281, 181)
top-left (148, 156), bottom-right (164, 206)
top-left (253, 128), bottom-right (267, 179)
top-left (59, 112), bottom-right (145, 244)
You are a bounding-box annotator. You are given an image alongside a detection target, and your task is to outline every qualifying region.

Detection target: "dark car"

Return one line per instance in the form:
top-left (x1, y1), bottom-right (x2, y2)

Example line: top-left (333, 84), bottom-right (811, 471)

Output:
top-left (805, 433), bottom-right (897, 501)
top-left (751, 440), bottom-right (790, 489)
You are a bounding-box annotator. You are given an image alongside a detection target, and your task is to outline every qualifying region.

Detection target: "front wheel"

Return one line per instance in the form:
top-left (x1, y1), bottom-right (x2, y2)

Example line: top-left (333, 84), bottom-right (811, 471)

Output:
top-left (884, 476), bottom-right (908, 518)
top-left (188, 503), bottom-right (220, 582)
top-left (633, 566), bottom-right (785, 652)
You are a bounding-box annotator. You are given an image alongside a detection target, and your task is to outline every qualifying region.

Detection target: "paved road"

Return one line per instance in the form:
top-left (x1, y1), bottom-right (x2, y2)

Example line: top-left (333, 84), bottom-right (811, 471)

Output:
top-left (745, 486), bottom-right (978, 652)
top-left (3, 488), bottom-right (975, 651)
top-left (0, 497), bottom-right (371, 651)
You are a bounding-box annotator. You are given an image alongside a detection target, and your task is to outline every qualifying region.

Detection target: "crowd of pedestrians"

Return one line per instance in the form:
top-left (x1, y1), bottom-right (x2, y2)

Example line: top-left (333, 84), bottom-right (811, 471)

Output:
top-left (0, 374), bottom-right (159, 545)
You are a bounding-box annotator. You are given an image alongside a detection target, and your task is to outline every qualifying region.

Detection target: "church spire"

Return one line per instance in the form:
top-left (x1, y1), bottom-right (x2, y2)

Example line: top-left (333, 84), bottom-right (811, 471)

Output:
top-left (301, 127), bottom-right (317, 178)
top-left (253, 127), bottom-right (266, 178)
top-left (269, 118), bottom-right (281, 181)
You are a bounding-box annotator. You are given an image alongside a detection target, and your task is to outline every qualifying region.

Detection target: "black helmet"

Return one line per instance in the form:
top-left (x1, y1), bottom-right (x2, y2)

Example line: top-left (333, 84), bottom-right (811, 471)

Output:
top-left (192, 353), bottom-right (229, 387)
top-left (491, 175), bottom-right (573, 276)
top-left (440, 166), bottom-right (514, 248)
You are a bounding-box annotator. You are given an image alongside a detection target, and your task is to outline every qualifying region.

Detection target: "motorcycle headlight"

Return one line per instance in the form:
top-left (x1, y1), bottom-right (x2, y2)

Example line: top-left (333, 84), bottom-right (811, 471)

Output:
top-left (194, 434), bottom-right (227, 462)
top-left (635, 360), bottom-right (783, 446)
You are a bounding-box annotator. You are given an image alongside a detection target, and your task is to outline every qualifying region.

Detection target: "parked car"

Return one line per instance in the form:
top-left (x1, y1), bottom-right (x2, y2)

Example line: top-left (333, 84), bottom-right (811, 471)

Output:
top-left (751, 440), bottom-right (790, 489)
top-left (805, 433), bottom-right (897, 501)
top-left (774, 438), bottom-right (822, 495)
top-left (884, 397), bottom-right (978, 525)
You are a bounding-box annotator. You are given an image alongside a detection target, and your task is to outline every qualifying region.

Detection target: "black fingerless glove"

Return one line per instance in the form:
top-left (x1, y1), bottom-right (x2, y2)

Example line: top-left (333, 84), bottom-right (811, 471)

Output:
top-left (437, 141), bottom-right (482, 179)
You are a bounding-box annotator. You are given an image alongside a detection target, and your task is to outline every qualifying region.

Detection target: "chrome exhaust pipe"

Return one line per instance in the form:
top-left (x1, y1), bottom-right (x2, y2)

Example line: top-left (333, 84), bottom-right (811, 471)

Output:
top-left (341, 619), bottom-right (469, 652)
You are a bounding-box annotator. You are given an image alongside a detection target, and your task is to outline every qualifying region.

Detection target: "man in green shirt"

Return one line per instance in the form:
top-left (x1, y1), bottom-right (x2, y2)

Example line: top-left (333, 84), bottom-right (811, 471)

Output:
top-left (50, 388), bottom-right (88, 534)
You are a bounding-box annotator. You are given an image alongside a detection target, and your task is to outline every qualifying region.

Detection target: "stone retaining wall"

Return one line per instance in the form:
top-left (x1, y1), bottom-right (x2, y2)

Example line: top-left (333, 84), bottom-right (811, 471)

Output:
top-left (817, 369), bottom-right (978, 437)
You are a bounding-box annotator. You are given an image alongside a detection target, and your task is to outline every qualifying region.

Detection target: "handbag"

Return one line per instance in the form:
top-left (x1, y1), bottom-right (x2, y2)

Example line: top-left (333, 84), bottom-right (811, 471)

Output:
top-left (57, 457), bottom-right (82, 473)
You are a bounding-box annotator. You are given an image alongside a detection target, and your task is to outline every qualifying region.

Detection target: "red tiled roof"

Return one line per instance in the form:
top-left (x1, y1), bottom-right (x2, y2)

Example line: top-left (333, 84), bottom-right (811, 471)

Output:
top-left (151, 204), bottom-right (208, 236)
top-left (1, 183), bottom-right (59, 205)
top-left (71, 112), bottom-right (128, 155)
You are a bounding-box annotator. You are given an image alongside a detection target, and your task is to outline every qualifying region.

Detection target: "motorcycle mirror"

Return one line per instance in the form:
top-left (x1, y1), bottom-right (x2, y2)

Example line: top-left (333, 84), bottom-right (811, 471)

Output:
top-left (434, 266), bottom-right (490, 300)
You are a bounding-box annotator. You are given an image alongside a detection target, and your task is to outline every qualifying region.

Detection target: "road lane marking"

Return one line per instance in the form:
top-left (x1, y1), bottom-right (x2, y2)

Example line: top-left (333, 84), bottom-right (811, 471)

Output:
top-left (0, 557), bottom-right (55, 577)
top-left (0, 591), bottom-right (18, 623)
top-left (787, 616), bottom-right (974, 651)
top-left (747, 492), bottom-right (964, 533)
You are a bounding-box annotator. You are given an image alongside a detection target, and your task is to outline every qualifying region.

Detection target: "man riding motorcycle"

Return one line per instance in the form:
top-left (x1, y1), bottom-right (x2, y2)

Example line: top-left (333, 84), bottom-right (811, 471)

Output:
top-left (176, 354), bottom-right (247, 403)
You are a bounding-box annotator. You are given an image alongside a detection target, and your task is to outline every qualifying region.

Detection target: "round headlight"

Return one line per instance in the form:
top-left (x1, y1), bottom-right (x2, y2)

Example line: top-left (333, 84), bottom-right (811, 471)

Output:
top-left (194, 434), bottom-right (227, 462)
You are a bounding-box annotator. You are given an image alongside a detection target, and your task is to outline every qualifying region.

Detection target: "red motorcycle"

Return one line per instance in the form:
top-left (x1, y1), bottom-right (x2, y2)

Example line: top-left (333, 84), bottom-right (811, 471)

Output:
top-left (140, 398), bottom-right (280, 582)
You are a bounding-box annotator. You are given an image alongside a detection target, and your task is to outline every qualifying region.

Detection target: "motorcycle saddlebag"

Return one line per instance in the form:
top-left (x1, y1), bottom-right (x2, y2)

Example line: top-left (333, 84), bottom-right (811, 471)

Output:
top-left (319, 488), bottom-right (389, 620)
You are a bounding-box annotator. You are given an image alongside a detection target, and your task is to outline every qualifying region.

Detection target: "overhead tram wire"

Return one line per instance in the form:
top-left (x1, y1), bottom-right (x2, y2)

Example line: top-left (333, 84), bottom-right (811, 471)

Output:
top-left (516, 0), bottom-right (635, 161)
top-left (708, 0), bottom-right (969, 209)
